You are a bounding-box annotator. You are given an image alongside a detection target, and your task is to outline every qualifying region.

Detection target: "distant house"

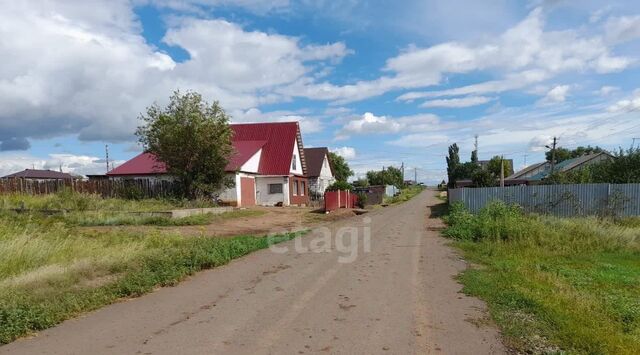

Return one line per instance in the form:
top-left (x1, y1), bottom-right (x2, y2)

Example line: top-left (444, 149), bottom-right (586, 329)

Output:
top-left (507, 152), bottom-right (614, 182)
top-left (1, 169), bottom-right (75, 181)
top-left (108, 122), bottom-right (309, 207)
top-left (303, 147), bottom-right (335, 197)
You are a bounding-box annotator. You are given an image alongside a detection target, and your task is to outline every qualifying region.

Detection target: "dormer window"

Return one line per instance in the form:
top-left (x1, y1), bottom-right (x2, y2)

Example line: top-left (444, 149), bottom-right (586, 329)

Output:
top-left (292, 154), bottom-right (297, 170)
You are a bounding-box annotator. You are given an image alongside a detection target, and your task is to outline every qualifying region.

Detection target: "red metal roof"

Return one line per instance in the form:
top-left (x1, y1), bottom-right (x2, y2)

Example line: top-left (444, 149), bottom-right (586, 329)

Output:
top-left (108, 122), bottom-right (302, 176)
top-left (107, 152), bottom-right (167, 176)
top-left (231, 122), bottom-right (301, 175)
top-left (2, 169), bottom-right (74, 180)
top-left (226, 140), bottom-right (266, 171)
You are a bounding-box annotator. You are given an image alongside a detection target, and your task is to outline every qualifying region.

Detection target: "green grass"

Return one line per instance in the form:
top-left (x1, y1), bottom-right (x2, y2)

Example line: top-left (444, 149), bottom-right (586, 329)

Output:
top-left (0, 191), bottom-right (215, 212)
top-left (384, 185), bottom-right (425, 204)
top-left (63, 209), bottom-right (266, 227)
top-left (443, 202), bottom-right (640, 354)
top-left (0, 203), bottom-right (299, 344)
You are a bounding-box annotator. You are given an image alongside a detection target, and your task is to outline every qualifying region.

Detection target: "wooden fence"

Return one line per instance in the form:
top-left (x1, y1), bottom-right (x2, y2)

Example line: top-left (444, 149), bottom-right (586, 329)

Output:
top-left (0, 178), bottom-right (183, 199)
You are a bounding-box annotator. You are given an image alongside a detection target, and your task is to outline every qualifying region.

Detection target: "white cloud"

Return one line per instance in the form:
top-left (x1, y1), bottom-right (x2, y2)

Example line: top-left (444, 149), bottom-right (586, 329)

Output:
top-left (420, 96), bottom-right (494, 108)
top-left (0, 152), bottom-right (124, 177)
top-left (340, 112), bottom-right (403, 135)
top-left (233, 108), bottom-right (323, 134)
top-left (331, 147), bottom-right (356, 159)
top-left (285, 7), bottom-right (633, 103)
top-left (607, 90), bottom-right (640, 112)
top-left (337, 112), bottom-right (441, 140)
top-left (539, 85), bottom-right (570, 104)
top-left (598, 85), bottom-right (619, 96)
top-left (605, 15), bottom-right (640, 44)
top-left (0, 1), bottom-right (348, 147)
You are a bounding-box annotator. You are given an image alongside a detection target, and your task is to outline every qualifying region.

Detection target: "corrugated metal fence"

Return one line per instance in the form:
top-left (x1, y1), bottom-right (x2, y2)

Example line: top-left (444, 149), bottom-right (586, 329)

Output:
top-left (448, 184), bottom-right (640, 217)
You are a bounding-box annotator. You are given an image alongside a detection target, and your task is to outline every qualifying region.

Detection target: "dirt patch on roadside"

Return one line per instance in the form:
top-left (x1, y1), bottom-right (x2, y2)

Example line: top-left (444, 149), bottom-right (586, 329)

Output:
top-left (81, 206), bottom-right (358, 238)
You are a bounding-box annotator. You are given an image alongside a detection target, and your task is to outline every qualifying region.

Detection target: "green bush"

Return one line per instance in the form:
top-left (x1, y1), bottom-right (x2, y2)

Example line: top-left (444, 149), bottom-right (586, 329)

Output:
top-left (443, 201), bottom-right (532, 242)
top-left (326, 181), bottom-right (353, 191)
top-left (356, 192), bottom-right (367, 208)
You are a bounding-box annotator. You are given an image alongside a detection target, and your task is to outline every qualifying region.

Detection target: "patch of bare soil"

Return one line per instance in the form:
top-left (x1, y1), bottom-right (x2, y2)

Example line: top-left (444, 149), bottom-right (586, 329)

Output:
top-left (82, 206), bottom-right (358, 238)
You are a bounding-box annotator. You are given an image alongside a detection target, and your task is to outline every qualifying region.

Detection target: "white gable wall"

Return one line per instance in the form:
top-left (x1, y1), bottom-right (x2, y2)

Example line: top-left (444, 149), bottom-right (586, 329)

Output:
top-left (240, 149), bottom-right (261, 173)
top-left (290, 139), bottom-right (303, 175)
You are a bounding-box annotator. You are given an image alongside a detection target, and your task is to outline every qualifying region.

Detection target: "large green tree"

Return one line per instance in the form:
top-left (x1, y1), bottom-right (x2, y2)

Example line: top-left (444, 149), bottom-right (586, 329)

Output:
top-left (366, 166), bottom-right (404, 187)
top-left (328, 152), bottom-right (353, 182)
top-left (446, 143), bottom-right (461, 188)
top-left (136, 91), bottom-right (234, 198)
top-left (487, 156), bottom-right (514, 178)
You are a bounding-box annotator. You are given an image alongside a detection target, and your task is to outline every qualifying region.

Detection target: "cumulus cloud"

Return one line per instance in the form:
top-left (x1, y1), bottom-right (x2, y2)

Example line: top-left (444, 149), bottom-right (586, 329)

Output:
top-left (608, 90), bottom-right (640, 112)
top-left (420, 96), bottom-right (494, 108)
top-left (538, 85), bottom-right (570, 104)
top-left (0, 153), bottom-right (123, 177)
top-left (233, 108), bottom-right (323, 134)
top-left (340, 112), bottom-right (403, 136)
top-left (0, 1), bottom-right (348, 146)
top-left (284, 7), bottom-right (633, 103)
top-left (331, 147), bottom-right (356, 159)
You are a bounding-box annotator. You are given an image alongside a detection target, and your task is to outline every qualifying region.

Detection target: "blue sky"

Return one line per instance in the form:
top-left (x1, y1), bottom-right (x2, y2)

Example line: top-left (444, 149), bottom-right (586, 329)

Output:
top-left (2, 0), bottom-right (640, 183)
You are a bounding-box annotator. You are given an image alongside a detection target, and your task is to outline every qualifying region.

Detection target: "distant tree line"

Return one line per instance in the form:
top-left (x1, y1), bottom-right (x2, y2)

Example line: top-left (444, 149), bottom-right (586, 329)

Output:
top-left (446, 143), bottom-right (513, 188)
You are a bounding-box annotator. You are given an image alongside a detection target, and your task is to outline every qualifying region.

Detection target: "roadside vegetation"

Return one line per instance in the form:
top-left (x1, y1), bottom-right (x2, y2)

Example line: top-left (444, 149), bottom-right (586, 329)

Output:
top-left (384, 185), bottom-right (425, 204)
top-left (64, 209), bottom-right (265, 227)
top-left (443, 201), bottom-right (640, 354)
top-left (0, 192), bottom-right (299, 344)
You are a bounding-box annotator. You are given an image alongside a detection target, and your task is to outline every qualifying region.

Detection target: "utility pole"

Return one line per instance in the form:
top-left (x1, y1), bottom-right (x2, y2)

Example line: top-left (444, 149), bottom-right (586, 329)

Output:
top-left (545, 137), bottom-right (558, 173)
top-left (523, 153), bottom-right (529, 167)
top-left (414, 167), bottom-right (417, 184)
top-left (401, 162), bottom-right (405, 182)
top-left (500, 155), bottom-right (505, 187)
top-left (105, 144), bottom-right (110, 173)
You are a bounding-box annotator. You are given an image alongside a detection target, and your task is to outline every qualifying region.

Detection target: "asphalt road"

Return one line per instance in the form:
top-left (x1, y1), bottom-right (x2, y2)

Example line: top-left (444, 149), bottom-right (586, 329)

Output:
top-left (0, 190), bottom-right (505, 354)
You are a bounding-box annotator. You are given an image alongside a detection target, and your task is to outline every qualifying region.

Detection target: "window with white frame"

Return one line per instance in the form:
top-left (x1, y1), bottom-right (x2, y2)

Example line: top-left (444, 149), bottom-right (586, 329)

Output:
top-left (293, 180), bottom-right (299, 195)
top-left (292, 154), bottom-right (297, 170)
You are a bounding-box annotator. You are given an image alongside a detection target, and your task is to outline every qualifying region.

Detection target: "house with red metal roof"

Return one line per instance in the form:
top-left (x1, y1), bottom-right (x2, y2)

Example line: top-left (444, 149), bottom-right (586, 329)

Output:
top-left (303, 147), bottom-right (335, 198)
top-left (107, 122), bottom-right (309, 207)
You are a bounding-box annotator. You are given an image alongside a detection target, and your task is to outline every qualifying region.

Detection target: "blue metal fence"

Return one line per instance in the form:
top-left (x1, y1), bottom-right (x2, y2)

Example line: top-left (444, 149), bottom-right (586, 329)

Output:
top-left (448, 184), bottom-right (640, 217)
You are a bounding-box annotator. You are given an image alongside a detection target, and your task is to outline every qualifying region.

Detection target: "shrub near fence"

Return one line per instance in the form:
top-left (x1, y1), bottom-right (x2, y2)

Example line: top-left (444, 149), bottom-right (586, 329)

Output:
top-left (0, 178), bottom-right (183, 199)
top-left (448, 183), bottom-right (640, 217)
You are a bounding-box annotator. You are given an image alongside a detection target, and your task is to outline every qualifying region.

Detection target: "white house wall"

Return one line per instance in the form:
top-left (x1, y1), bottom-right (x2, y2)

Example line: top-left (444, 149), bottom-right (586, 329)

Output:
top-left (255, 176), bottom-right (290, 206)
top-left (290, 139), bottom-right (303, 175)
top-left (240, 149), bottom-right (261, 173)
top-left (217, 173), bottom-right (240, 204)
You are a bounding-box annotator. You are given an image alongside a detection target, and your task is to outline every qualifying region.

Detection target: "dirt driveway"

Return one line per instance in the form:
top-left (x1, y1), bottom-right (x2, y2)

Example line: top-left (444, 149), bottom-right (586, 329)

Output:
top-left (1, 190), bottom-right (505, 354)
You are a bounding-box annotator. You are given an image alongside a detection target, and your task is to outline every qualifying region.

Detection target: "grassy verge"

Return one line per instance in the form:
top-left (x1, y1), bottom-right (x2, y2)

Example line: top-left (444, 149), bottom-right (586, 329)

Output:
top-left (0, 210), bottom-right (303, 344)
top-left (0, 191), bottom-right (215, 212)
top-left (442, 202), bottom-right (640, 354)
top-left (64, 209), bottom-right (266, 227)
top-left (384, 185), bottom-right (425, 204)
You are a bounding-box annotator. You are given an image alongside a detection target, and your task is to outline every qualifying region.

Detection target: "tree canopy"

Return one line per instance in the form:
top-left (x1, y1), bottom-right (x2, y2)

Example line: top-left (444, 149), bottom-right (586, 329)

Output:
top-left (446, 143), bottom-right (461, 188)
top-left (486, 156), bottom-right (514, 178)
top-left (328, 152), bottom-right (353, 182)
top-left (136, 91), bottom-right (234, 198)
top-left (366, 166), bottom-right (404, 187)
top-left (546, 146), bottom-right (603, 163)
